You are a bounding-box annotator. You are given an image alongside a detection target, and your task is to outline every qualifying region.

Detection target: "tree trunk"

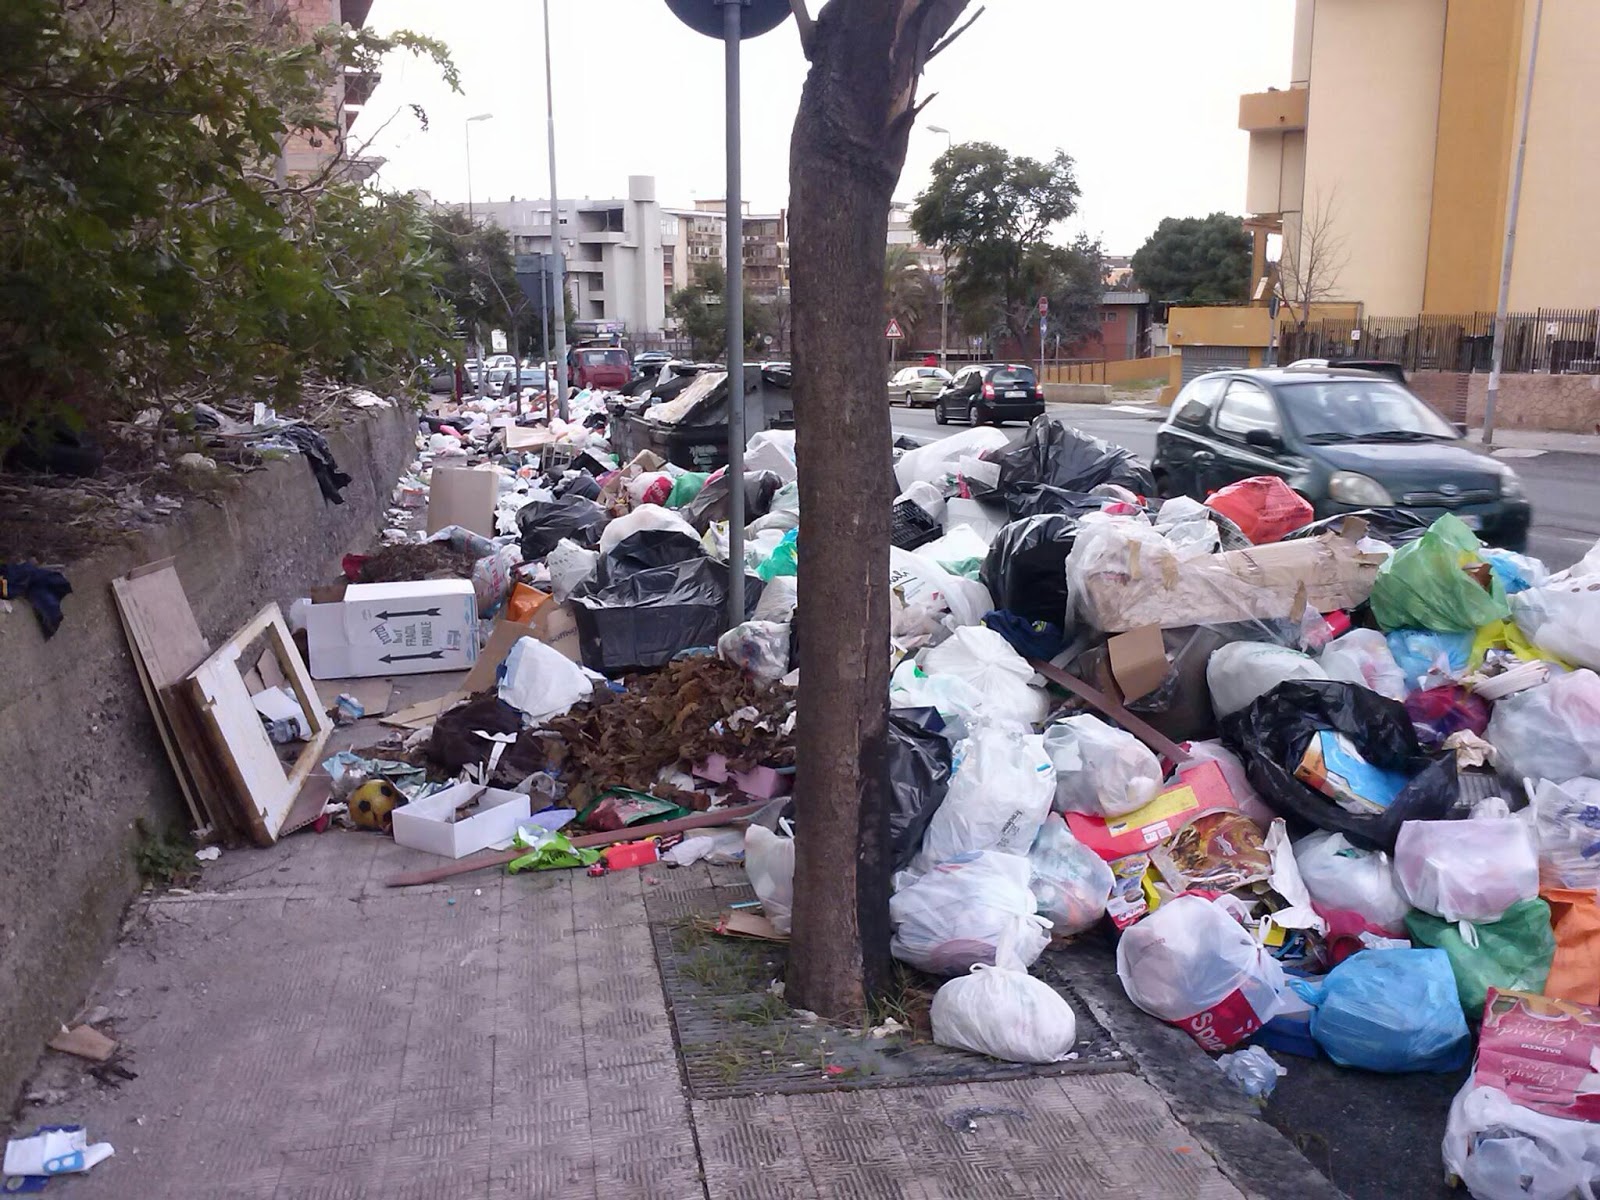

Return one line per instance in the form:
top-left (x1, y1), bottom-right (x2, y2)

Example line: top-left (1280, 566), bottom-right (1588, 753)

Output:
top-left (786, 0), bottom-right (972, 1021)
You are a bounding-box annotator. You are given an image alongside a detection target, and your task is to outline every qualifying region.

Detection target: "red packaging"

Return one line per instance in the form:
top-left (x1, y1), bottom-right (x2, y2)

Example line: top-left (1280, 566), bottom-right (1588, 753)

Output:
top-left (1205, 476), bottom-right (1315, 544)
top-left (601, 839), bottom-right (660, 870)
top-left (1474, 989), bottom-right (1600, 1124)
top-left (1067, 760), bottom-right (1236, 861)
top-left (1174, 988), bottom-right (1269, 1053)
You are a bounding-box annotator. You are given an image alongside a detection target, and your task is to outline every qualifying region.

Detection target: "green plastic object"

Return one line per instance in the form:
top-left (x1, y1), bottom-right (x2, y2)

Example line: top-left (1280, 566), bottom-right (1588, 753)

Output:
top-left (1405, 897), bottom-right (1555, 1015)
top-left (756, 528), bottom-right (798, 581)
top-left (1369, 514), bottom-right (1511, 632)
top-left (506, 827), bottom-right (600, 874)
top-left (666, 472), bottom-right (710, 509)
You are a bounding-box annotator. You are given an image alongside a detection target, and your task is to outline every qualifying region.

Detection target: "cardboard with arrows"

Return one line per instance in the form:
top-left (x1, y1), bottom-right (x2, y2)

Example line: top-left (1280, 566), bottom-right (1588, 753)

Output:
top-left (306, 579), bottom-right (480, 679)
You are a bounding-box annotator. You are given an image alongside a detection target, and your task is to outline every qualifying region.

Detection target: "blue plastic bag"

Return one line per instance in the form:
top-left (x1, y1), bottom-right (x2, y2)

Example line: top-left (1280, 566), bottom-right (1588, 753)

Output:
top-left (1300, 948), bottom-right (1470, 1073)
top-left (1386, 629), bottom-right (1472, 690)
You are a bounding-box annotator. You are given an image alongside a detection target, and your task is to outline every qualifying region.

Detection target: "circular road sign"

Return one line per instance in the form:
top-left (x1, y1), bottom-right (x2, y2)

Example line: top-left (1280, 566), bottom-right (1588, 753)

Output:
top-left (664, 0), bottom-right (793, 39)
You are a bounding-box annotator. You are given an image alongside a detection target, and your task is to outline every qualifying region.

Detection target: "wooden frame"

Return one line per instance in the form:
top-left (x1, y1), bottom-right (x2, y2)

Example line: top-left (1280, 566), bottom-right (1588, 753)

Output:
top-left (186, 604), bottom-right (330, 846)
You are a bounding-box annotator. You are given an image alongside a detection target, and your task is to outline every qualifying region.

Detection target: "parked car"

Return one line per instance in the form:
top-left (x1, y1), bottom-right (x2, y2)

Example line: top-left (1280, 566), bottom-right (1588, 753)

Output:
top-left (1152, 367), bottom-right (1531, 550)
top-left (423, 360), bottom-right (455, 392)
top-left (517, 367), bottom-right (549, 393)
top-left (633, 350), bottom-right (673, 375)
top-left (1284, 357), bottom-right (1409, 384)
top-left (482, 366), bottom-right (517, 398)
top-left (889, 365), bottom-right (952, 407)
top-left (568, 345), bottom-right (631, 391)
top-left (932, 364), bottom-right (1045, 426)
top-left (485, 354), bottom-right (517, 371)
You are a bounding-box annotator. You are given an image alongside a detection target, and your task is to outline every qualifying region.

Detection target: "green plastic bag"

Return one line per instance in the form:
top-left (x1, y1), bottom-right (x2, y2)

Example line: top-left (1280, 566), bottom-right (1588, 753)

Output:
top-left (666, 472), bottom-right (710, 509)
top-left (756, 528), bottom-right (798, 581)
top-left (1370, 514), bottom-right (1511, 632)
top-left (506, 826), bottom-right (600, 874)
top-left (1405, 897), bottom-right (1555, 1015)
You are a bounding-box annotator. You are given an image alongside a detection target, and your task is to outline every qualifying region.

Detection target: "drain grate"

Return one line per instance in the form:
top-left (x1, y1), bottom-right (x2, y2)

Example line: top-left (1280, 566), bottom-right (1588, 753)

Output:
top-left (649, 886), bottom-right (1131, 1101)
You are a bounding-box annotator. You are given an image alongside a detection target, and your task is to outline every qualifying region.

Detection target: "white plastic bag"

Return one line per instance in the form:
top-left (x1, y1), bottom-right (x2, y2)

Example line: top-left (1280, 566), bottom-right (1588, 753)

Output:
top-left (1512, 577), bottom-right (1600, 670)
top-left (1115, 894), bottom-right (1290, 1050)
top-left (1442, 1083), bottom-right (1600, 1200)
top-left (498, 637), bottom-right (593, 724)
top-left (893, 426), bottom-right (1011, 491)
top-left (1487, 670), bottom-right (1600, 784)
top-left (889, 851), bottom-right (1050, 975)
top-left (623, 471), bottom-right (673, 507)
top-left (1043, 714), bottom-right (1162, 818)
top-left (717, 620), bottom-right (790, 683)
top-left (919, 625), bottom-right (1049, 727)
top-left (890, 546), bottom-right (993, 630)
top-left (1318, 629), bottom-right (1408, 701)
top-left (888, 660), bottom-right (991, 724)
top-left (1527, 776), bottom-right (1600, 890)
top-left (745, 823), bottom-right (796, 934)
top-left (930, 965), bottom-right (1078, 1063)
top-left (751, 574), bottom-right (797, 623)
top-left (546, 538), bottom-right (599, 602)
top-left (1293, 830), bottom-right (1411, 933)
top-left (1027, 814), bottom-right (1114, 934)
top-left (1394, 815), bottom-right (1539, 924)
top-left (915, 724), bottom-right (1054, 869)
top-left (744, 429), bottom-right (797, 483)
top-left (1183, 740), bottom-right (1276, 829)
top-left (598, 504), bottom-right (699, 556)
top-left (896, 480), bottom-right (946, 522)
top-left (1206, 642), bottom-right (1330, 719)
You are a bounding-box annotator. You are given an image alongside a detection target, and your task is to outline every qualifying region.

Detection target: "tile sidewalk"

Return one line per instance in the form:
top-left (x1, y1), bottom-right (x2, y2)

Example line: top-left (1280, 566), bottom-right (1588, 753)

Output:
top-left (14, 823), bottom-right (1253, 1200)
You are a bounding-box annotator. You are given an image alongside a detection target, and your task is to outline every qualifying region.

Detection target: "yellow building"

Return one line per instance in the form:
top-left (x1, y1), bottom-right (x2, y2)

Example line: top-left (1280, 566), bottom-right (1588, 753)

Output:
top-left (1241, 0), bottom-right (1600, 317)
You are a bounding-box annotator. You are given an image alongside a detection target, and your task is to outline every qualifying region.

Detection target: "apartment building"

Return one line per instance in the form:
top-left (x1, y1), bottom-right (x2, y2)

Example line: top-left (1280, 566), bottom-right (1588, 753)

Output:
top-left (677, 200), bottom-right (790, 299)
top-left (467, 176), bottom-right (666, 338)
top-left (259, 0), bottom-right (383, 181)
top-left (1241, 0), bottom-right (1600, 316)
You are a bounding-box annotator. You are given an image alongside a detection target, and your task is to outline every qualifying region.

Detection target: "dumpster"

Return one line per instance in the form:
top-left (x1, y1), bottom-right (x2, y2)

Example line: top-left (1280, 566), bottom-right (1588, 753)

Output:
top-left (610, 365), bottom-right (793, 471)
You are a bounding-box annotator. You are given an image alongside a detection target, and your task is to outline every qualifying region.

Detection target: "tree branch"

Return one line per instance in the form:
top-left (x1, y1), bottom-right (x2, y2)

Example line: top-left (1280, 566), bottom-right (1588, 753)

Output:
top-left (927, 4), bottom-right (984, 62)
top-left (788, 0), bottom-right (816, 59)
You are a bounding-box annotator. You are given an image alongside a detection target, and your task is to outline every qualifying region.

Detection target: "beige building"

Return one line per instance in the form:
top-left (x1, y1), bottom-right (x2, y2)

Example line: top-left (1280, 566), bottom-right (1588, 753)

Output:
top-left (1241, 0), bottom-right (1600, 316)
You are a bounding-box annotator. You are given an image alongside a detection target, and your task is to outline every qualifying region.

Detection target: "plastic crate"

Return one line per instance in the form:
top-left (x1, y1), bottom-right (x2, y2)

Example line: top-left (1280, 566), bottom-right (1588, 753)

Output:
top-left (890, 499), bottom-right (942, 550)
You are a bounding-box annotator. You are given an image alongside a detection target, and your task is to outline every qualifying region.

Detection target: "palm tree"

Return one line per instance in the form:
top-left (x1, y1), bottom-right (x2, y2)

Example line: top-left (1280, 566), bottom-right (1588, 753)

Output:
top-left (883, 244), bottom-right (931, 338)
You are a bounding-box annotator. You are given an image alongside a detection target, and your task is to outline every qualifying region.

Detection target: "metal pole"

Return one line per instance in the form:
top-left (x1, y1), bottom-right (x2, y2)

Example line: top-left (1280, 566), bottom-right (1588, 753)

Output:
top-left (1483, 0), bottom-right (1543, 447)
top-left (539, 257), bottom-right (552, 414)
top-left (542, 0), bottom-right (569, 422)
top-left (722, 0), bottom-right (745, 628)
top-left (939, 250), bottom-right (949, 371)
top-left (465, 120), bottom-right (475, 220)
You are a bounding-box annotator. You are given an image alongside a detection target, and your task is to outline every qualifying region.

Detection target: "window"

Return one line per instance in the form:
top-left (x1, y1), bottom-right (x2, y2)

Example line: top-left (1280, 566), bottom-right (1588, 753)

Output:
top-left (1171, 375), bottom-right (1226, 427)
top-left (1214, 381), bottom-right (1281, 438)
top-left (990, 366), bottom-right (1037, 386)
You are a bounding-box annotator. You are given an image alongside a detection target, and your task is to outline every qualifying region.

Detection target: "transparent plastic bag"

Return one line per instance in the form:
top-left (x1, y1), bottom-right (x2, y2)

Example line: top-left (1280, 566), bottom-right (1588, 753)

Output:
top-left (1217, 1046), bottom-right (1287, 1099)
top-left (1443, 1084), bottom-right (1600, 1200)
top-left (1293, 830), bottom-right (1411, 934)
top-left (1317, 628), bottom-right (1407, 701)
top-left (1115, 894), bottom-right (1290, 1050)
top-left (1512, 576), bottom-right (1600, 670)
top-left (889, 851), bottom-right (1051, 976)
top-left (1394, 815), bottom-right (1539, 924)
top-left (914, 724), bottom-right (1055, 869)
top-left (745, 823), bottom-right (795, 934)
top-left (1026, 814), bottom-right (1114, 934)
top-left (1042, 714), bottom-right (1162, 818)
top-left (1528, 777), bottom-right (1600, 890)
top-left (919, 625), bottom-right (1048, 727)
top-left (716, 620), bottom-right (790, 683)
top-left (546, 537), bottom-right (600, 603)
top-left (1303, 948), bottom-right (1470, 1073)
top-left (930, 964), bottom-right (1078, 1064)
top-left (1370, 514), bottom-right (1511, 632)
top-left (1487, 670), bottom-right (1600, 784)
top-left (1207, 642), bottom-right (1329, 719)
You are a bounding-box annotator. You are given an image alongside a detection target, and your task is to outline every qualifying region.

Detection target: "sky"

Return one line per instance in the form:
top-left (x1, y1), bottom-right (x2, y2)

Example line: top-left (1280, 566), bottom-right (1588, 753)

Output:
top-left (355, 0), bottom-right (1294, 255)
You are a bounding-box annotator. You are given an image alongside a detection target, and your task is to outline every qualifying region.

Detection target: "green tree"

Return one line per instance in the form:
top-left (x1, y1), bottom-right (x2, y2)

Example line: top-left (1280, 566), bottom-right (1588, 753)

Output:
top-left (883, 245), bottom-right (931, 339)
top-left (0, 0), bottom-right (458, 456)
top-left (912, 142), bottom-right (1083, 348)
top-left (667, 263), bottom-right (768, 360)
top-left (1130, 212), bottom-right (1252, 303)
top-left (425, 210), bottom-right (542, 360)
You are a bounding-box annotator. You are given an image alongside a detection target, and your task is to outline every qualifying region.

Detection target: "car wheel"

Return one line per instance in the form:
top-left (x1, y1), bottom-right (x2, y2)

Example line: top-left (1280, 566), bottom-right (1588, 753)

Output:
top-left (933, 401), bottom-right (948, 426)
top-left (967, 401), bottom-right (981, 425)
top-left (904, 392), bottom-right (915, 407)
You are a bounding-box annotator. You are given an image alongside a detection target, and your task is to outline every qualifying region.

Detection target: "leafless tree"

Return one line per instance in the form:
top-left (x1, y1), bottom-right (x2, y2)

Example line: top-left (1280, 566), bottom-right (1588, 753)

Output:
top-left (1274, 188), bottom-right (1350, 330)
top-left (786, 0), bottom-right (980, 1021)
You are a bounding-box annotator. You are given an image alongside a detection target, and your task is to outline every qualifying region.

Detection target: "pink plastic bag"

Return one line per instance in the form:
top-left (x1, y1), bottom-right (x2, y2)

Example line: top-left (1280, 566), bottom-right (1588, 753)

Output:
top-left (1205, 476), bottom-right (1315, 544)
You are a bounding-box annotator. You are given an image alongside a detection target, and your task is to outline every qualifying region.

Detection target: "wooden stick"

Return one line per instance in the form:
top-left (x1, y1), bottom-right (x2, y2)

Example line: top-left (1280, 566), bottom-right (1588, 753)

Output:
top-left (1028, 657), bottom-right (1192, 766)
top-left (382, 801), bottom-right (769, 888)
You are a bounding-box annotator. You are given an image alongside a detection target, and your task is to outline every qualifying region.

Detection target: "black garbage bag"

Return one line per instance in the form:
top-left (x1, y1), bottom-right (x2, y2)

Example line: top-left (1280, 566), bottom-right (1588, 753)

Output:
top-left (1220, 679), bottom-right (1459, 850)
top-left (980, 514), bottom-right (1079, 626)
top-left (599, 530), bottom-right (705, 580)
top-left (554, 471), bottom-right (602, 501)
top-left (679, 469), bottom-right (782, 533)
top-left (1007, 485), bottom-right (1111, 521)
top-left (570, 557), bottom-right (764, 675)
top-left (991, 417), bottom-right (1156, 518)
top-left (886, 709), bottom-right (953, 871)
top-left (517, 494), bottom-right (609, 560)
top-left (1280, 508), bottom-right (1431, 546)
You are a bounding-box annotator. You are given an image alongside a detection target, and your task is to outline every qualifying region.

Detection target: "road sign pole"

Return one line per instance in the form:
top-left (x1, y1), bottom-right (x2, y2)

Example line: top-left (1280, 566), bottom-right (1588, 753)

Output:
top-left (542, 0), bottom-right (569, 422)
top-left (722, 0), bottom-right (746, 629)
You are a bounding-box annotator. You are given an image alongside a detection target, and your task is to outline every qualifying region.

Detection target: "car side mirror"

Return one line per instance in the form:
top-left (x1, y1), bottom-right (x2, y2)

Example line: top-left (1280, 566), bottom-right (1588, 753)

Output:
top-left (1452, 422), bottom-right (1468, 438)
top-left (1244, 428), bottom-right (1282, 450)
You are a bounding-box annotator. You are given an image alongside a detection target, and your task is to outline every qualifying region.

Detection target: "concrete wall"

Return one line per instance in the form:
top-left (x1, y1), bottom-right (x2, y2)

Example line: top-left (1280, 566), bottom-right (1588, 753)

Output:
top-left (1411, 369), bottom-right (1600, 432)
top-left (0, 403), bottom-right (416, 1110)
top-left (1168, 305), bottom-right (1272, 349)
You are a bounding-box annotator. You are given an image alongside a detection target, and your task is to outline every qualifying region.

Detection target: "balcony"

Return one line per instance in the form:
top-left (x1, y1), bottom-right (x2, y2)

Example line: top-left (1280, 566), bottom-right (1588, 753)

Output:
top-left (1238, 87), bottom-right (1307, 133)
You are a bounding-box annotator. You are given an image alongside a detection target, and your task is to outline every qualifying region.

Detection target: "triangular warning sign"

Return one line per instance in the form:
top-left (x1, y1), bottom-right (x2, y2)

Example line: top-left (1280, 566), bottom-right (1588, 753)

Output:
top-left (884, 318), bottom-right (904, 339)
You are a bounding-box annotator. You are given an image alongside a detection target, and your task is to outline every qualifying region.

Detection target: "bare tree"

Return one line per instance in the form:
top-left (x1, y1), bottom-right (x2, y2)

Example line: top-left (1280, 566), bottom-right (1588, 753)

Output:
top-left (1274, 188), bottom-right (1350, 330)
top-left (786, 0), bottom-right (979, 1021)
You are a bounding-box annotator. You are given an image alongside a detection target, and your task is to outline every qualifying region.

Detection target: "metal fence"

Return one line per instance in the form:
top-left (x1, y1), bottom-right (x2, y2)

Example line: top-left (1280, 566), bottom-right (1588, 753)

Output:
top-left (1278, 309), bottom-right (1600, 374)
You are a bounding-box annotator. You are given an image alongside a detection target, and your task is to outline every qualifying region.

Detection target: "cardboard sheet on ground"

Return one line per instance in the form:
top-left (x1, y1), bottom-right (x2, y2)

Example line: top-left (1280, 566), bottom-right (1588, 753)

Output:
top-left (705, 909), bottom-right (789, 942)
top-left (313, 677), bottom-right (394, 719)
top-left (425, 466), bottom-right (498, 537)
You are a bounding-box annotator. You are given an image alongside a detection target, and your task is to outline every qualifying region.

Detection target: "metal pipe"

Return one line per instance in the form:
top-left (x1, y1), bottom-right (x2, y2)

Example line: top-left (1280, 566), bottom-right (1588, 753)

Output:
top-left (542, 0), bottom-right (569, 422)
top-left (1483, 0), bottom-right (1544, 448)
top-left (722, 0), bottom-right (745, 628)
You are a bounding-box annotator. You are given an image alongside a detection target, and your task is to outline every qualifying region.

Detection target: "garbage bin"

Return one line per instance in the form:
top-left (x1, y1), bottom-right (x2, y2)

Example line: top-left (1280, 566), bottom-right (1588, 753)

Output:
top-left (615, 365), bottom-right (792, 472)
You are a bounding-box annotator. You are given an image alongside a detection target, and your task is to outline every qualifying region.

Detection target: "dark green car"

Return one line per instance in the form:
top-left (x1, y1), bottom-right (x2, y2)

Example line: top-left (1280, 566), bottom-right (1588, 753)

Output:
top-left (1152, 367), bottom-right (1531, 550)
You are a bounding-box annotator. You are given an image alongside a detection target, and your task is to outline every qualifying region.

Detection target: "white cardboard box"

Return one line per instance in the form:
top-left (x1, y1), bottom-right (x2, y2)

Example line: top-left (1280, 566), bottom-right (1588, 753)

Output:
top-left (390, 783), bottom-right (532, 859)
top-left (307, 580), bottom-right (479, 679)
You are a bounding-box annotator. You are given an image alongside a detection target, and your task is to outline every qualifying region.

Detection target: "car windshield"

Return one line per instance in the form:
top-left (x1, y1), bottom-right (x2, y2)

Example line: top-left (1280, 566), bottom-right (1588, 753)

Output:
top-left (991, 367), bottom-right (1036, 386)
top-left (581, 349), bottom-right (629, 368)
top-left (518, 369), bottom-right (546, 384)
top-left (917, 368), bottom-right (951, 380)
top-left (1278, 379), bottom-right (1458, 442)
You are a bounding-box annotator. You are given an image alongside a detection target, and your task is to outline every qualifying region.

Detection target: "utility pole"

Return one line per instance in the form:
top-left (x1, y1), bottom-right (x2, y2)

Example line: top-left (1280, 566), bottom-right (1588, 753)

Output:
top-left (464, 112), bottom-right (493, 396)
top-left (1483, 0), bottom-right (1544, 448)
top-left (927, 124), bottom-right (952, 371)
top-left (542, 0), bottom-right (569, 421)
top-left (720, 0), bottom-right (746, 627)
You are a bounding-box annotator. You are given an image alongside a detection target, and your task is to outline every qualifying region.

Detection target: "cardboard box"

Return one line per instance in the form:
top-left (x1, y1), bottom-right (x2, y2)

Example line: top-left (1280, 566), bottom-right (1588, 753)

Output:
top-left (425, 467), bottom-right (498, 538)
top-left (1067, 759), bottom-right (1235, 861)
top-left (391, 783), bottom-right (532, 859)
top-left (1075, 525), bottom-right (1384, 633)
top-left (306, 580), bottom-right (478, 679)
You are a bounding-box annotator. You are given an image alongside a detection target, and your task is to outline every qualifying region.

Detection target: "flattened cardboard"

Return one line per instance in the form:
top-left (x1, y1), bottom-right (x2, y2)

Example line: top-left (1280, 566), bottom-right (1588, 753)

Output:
top-left (503, 424), bottom-right (559, 451)
top-left (48, 1025), bottom-right (117, 1063)
top-left (462, 619), bottom-right (535, 694)
top-left (314, 677), bottom-right (394, 718)
top-left (306, 580), bottom-right (478, 679)
top-left (707, 909), bottom-right (789, 942)
top-left (425, 467), bottom-right (498, 537)
top-left (1067, 759), bottom-right (1235, 861)
top-left (529, 600), bottom-right (582, 664)
top-left (381, 693), bottom-right (464, 730)
top-left (1107, 625), bottom-right (1168, 702)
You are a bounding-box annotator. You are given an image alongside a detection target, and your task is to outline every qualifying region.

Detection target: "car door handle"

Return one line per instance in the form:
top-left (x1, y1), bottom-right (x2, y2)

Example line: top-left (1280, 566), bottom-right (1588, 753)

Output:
top-left (1192, 450), bottom-right (1215, 463)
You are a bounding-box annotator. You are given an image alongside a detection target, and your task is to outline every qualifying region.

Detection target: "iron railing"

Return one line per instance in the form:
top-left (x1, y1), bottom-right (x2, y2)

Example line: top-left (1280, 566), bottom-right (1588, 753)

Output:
top-left (1278, 309), bottom-right (1600, 374)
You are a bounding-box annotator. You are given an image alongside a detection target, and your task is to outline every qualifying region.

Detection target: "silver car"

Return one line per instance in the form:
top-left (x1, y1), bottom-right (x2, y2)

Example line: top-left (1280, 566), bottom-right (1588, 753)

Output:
top-left (889, 365), bottom-right (952, 407)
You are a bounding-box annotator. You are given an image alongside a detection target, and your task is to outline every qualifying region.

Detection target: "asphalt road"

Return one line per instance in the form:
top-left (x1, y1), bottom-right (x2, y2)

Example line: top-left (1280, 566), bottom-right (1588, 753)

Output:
top-left (891, 399), bottom-right (1600, 571)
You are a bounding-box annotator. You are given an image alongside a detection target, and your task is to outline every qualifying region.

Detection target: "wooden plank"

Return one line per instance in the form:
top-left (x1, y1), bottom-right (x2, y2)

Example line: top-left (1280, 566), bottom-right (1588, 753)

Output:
top-left (187, 604), bottom-right (331, 847)
top-left (111, 564), bottom-right (244, 840)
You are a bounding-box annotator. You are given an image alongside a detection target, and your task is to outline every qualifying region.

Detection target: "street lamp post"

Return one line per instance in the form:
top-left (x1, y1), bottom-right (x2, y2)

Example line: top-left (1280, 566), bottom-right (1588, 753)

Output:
top-left (541, 0), bottom-right (570, 421)
top-left (465, 112), bottom-right (493, 396)
top-left (927, 124), bottom-right (952, 371)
